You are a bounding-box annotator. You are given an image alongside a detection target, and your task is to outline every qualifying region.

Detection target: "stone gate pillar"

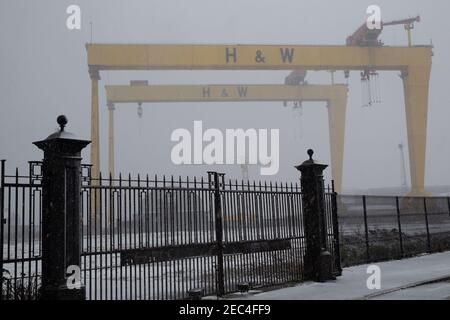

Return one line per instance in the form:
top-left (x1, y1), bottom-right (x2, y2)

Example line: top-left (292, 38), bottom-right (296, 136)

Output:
top-left (34, 115), bottom-right (90, 300)
top-left (296, 149), bottom-right (334, 282)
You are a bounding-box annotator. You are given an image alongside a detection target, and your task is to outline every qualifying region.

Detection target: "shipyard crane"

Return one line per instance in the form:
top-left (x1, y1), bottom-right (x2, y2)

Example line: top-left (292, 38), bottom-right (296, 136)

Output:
top-left (131, 80), bottom-right (147, 118)
top-left (285, 16), bottom-right (421, 88)
top-left (284, 69), bottom-right (308, 107)
top-left (346, 15), bottom-right (421, 47)
top-left (285, 69), bottom-right (307, 85)
top-left (104, 83), bottom-right (348, 193)
top-left (286, 17), bottom-right (421, 107)
top-left (346, 16), bottom-right (421, 107)
top-left (87, 41), bottom-right (432, 196)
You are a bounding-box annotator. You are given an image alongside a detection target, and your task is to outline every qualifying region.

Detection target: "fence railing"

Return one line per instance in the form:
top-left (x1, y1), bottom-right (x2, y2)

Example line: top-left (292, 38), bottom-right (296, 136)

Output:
top-left (337, 195), bottom-right (450, 267)
top-left (79, 172), bottom-right (314, 300)
top-left (3, 158), bottom-right (450, 300)
top-left (1, 160), bottom-right (339, 300)
top-left (1, 161), bottom-right (42, 300)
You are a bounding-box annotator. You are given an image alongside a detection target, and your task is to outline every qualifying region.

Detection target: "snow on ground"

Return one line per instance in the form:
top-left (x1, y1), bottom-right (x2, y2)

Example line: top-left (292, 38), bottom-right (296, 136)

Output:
top-left (371, 280), bottom-right (450, 300)
top-left (232, 251), bottom-right (450, 300)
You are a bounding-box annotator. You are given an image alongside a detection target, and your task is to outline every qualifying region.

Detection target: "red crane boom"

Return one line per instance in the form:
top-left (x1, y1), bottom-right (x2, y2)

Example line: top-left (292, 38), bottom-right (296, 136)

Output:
top-left (346, 15), bottom-right (420, 47)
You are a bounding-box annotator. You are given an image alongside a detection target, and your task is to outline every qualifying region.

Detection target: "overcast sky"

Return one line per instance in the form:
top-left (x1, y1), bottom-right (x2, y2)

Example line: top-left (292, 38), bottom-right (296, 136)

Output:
top-left (1, 0), bottom-right (449, 192)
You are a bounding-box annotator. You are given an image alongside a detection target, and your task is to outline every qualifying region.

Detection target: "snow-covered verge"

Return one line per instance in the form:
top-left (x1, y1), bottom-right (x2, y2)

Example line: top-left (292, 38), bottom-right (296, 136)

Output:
top-left (231, 251), bottom-right (450, 300)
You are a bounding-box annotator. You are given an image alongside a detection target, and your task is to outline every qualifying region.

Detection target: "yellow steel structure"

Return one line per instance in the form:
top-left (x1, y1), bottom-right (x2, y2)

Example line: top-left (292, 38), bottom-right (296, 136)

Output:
top-left (104, 84), bottom-right (348, 193)
top-left (87, 44), bottom-right (433, 195)
top-left (105, 84), bottom-right (346, 103)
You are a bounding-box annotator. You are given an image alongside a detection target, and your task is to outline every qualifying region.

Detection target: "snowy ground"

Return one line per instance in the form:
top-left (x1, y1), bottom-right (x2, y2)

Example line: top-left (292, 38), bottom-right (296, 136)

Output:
top-left (370, 280), bottom-right (450, 300)
top-left (229, 251), bottom-right (450, 300)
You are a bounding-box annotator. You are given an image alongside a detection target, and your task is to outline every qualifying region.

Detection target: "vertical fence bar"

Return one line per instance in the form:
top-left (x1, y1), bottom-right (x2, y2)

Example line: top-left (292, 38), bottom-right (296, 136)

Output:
top-left (0, 160), bottom-right (5, 301)
top-left (118, 174), bottom-right (123, 300)
top-left (423, 197), bottom-right (431, 253)
top-left (87, 183), bottom-right (92, 300)
top-left (210, 172), bottom-right (224, 297)
top-left (109, 174), bottom-right (114, 300)
top-left (20, 175), bottom-right (25, 299)
top-left (395, 197), bottom-right (404, 258)
top-left (331, 181), bottom-right (342, 275)
top-left (13, 169), bottom-right (18, 299)
top-left (448, 197), bottom-right (450, 220)
top-left (362, 195), bottom-right (370, 263)
top-left (99, 174), bottom-right (103, 300)
top-left (27, 164), bottom-right (32, 300)
top-left (93, 185), bottom-right (97, 299)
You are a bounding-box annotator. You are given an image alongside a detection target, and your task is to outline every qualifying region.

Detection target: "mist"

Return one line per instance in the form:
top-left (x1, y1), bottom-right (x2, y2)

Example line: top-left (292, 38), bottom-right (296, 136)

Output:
top-left (1, 0), bottom-right (449, 193)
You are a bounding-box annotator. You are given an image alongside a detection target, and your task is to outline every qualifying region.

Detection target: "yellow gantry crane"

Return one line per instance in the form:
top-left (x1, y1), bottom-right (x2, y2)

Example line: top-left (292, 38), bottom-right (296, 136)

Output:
top-left (87, 43), bottom-right (432, 195)
top-left (104, 83), bottom-right (348, 193)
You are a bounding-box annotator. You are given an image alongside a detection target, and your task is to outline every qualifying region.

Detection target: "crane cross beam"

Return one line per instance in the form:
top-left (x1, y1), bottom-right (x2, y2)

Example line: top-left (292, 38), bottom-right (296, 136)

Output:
top-left (105, 84), bottom-right (347, 104)
top-left (87, 44), bottom-right (432, 71)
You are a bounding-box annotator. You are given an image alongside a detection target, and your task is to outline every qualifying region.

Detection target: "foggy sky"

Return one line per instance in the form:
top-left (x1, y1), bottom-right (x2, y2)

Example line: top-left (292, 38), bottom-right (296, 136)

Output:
top-left (1, 0), bottom-right (449, 192)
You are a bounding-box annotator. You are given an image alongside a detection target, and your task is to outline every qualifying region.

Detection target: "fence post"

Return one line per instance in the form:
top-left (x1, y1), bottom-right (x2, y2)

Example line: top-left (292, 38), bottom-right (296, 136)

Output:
top-left (295, 149), bottom-right (334, 282)
top-left (448, 197), bottom-right (450, 220)
top-left (362, 195), bottom-right (370, 263)
top-left (209, 171), bottom-right (225, 296)
top-left (395, 197), bottom-right (404, 258)
top-left (331, 181), bottom-right (342, 276)
top-left (0, 160), bottom-right (5, 301)
top-left (446, 197), bottom-right (450, 255)
top-left (423, 198), bottom-right (431, 253)
top-left (33, 116), bottom-right (90, 300)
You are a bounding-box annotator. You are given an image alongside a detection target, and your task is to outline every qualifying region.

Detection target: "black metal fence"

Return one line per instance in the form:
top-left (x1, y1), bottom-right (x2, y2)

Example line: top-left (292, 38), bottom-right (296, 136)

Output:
top-left (3, 159), bottom-right (450, 300)
top-left (337, 195), bottom-right (450, 267)
top-left (1, 161), bottom-right (42, 300)
top-left (1, 160), bottom-right (339, 300)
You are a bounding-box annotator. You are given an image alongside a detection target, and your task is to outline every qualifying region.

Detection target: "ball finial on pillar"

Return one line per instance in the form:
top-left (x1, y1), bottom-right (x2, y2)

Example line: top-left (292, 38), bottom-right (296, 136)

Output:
top-left (57, 115), bottom-right (68, 131)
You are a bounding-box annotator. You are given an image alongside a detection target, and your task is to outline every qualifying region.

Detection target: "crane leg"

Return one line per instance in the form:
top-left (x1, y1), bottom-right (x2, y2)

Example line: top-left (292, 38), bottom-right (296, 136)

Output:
top-left (89, 68), bottom-right (100, 182)
top-left (327, 92), bottom-right (347, 194)
top-left (407, 28), bottom-right (412, 47)
top-left (108, 103), bottom-right (115, 179)
top-left (402, 64), bottom-right (431, 196)
top-left (89, 68), bottom-right (100, 220)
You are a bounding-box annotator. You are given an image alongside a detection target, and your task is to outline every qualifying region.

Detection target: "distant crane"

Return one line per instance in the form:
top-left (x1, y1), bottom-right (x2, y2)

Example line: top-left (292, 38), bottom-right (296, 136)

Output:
top-left (240, 164), bottom-right (249, 181)
top-left (284, 69), bottom-right (308, 85)
top-left (346, 16), bottom-right (421, 47)
top-left (237, 154), bottom-right (250, 181)
top-left (283, 69), bottom-right (308, 108)
top-left (137, 103), bottom-right (143, 118)
top-left (360, 69), bottom-right (381, 107)
top-left (347, 16), bottom-right (421, 108)
top-left (398, 143), bottom-right (408, 189)
top-left (131, 80), bottom-right (148, 119)
top-left (283, 69), bottom-right (307, 138)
